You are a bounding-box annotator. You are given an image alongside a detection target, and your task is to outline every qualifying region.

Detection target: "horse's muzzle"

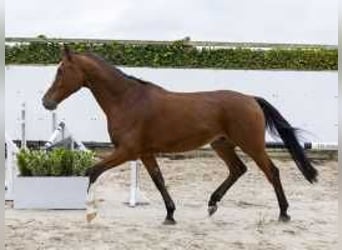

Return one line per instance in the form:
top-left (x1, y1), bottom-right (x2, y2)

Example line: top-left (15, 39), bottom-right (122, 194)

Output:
top-left (42, 98), bottom-right (58, 110)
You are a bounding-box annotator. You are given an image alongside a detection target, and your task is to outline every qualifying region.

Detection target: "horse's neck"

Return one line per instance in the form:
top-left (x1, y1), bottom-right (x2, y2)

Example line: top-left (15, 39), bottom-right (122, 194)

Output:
top-left (82, 60), bottom-right (136, 116)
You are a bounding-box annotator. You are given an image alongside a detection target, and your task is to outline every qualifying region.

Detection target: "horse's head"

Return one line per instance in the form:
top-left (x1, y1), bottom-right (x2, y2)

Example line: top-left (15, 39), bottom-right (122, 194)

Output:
top-left (42, 45), bottom-right (85, 110)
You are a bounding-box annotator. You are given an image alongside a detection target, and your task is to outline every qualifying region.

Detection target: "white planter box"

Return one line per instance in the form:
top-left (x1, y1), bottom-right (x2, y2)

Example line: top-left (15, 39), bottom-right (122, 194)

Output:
top-left (13, 177), bottom-right (88, 209)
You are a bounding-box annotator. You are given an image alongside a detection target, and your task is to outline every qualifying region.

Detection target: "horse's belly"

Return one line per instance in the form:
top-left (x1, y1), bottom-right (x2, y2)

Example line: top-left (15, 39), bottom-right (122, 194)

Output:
top-left (150, 129), bottom-right (223, 153)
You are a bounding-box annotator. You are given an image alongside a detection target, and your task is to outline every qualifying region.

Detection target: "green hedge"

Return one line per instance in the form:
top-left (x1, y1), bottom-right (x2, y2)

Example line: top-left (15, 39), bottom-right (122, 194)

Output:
top-left (16, 148), bottom-right (96, 176)
top-left (5, 41), bottom-right (337, 70)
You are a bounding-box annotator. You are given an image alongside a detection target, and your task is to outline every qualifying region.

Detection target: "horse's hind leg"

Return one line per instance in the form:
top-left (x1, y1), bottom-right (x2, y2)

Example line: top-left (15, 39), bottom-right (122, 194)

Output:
top-left (208, 138), bottom-right (247, 216)
top-left (141, 154), bottom-right (176, 225)
top-left (249, 149), bottom-right (290, 222)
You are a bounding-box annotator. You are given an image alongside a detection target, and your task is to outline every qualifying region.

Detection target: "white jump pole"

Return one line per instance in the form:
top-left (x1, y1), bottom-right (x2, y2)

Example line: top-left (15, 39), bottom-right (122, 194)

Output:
top-left (129, 161), bottom-right (139, 207)
top-left (265, 141), bottom-right (338, 150)
top-left (43, 121), bottom-right (65, 149)
top-left (307, 142), bottom-right (338, 150)
top-left (127, 160), bottom-right (149, 207)
top-left (52, 111), bottom-right (57, 132)
top-left (20, 102), bottom-right (26, 149)
top-left (44, 120), bottom-right (88, 151)
top-left (71, 136), bottom-right (88, 151)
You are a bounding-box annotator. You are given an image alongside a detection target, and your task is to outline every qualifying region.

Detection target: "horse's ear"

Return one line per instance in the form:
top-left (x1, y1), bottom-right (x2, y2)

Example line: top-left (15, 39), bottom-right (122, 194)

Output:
top-left (63, 44), bottom-right (72, 61)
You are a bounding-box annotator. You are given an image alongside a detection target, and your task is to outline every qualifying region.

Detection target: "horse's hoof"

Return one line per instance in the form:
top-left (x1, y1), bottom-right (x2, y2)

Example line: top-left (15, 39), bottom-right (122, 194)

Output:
top-left (279, 214), bottom-right (291, 222)
top-left (208, 205), bottom-right (218, 216)
top-left (163, 218), bottom-right (177, 225)
top-left (86, 212), bottom-right (97, 223)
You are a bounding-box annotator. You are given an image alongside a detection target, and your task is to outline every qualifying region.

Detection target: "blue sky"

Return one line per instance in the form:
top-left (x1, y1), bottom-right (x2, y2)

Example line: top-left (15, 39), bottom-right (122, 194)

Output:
top-left (5, 0), bottom-right (337, 44)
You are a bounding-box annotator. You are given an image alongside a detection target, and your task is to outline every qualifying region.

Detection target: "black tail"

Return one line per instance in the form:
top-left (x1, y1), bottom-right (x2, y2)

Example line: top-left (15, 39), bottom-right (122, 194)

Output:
top-left (255, 97), bottom-right (318, 183)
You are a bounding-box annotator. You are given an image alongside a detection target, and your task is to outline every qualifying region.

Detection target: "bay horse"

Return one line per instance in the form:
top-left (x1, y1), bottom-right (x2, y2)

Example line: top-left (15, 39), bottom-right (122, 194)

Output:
top-left (42, 46), bottom-right (318, 225)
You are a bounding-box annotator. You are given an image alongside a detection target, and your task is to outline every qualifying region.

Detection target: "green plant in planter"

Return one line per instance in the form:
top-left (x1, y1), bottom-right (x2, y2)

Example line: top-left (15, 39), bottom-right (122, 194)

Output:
top-left (16, 148), bottom-right (96, 177)
top-left (16, 149), bottom-right (33, 176)
top-left (73, 150), bottom-right (96, 176)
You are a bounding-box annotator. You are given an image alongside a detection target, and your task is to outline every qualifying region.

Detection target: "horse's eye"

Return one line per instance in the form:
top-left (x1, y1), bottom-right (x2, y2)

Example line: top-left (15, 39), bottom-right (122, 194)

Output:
top-left (57, 68), bottom-right (62, 75)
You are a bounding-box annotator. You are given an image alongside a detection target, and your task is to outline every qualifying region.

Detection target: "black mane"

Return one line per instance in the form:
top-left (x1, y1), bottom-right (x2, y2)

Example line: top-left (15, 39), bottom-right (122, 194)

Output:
top-left (84, 53), bottom-right (151, 85)
top-left (123, 74), bottom-right (151, 85)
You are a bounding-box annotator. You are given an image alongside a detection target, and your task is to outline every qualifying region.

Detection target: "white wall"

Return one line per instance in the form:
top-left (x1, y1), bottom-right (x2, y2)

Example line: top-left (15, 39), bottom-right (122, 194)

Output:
top-left (5, 66), bottom-right (337, 143)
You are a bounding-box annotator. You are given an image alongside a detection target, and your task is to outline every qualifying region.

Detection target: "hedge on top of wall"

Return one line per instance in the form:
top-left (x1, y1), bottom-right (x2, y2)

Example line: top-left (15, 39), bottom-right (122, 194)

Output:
top-left (5, 41), bottom-right (337, 70)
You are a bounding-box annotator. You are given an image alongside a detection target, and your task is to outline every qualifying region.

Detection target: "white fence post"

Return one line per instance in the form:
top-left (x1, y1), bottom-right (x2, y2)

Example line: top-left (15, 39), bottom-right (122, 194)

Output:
top-left (5, 134), bottom-right (19, 201)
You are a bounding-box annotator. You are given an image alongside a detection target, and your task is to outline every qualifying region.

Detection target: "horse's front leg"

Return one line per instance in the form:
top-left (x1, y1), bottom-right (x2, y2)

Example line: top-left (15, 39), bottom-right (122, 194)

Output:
top-left (141, 154), bottom-right (176, 225)
top-left (85, 147), bottom-right (133, 223)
